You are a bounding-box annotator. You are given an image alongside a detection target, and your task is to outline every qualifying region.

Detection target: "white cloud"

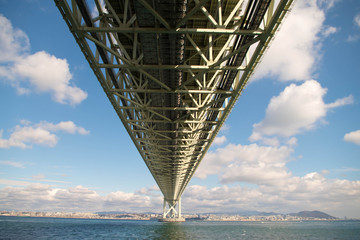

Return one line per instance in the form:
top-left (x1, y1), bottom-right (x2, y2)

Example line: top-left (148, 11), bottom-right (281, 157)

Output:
top-left (249, 133), bottom-right (280, 147)
top-left (344, 130), bottom-right (360, 145)
top-left (346, 13), bottom-right (360, 42)
top-left (220, 123), bottom-right (230, 133)
top-left (0, 184), bottom-right (101, 212)
top-left (249, 80), bottom-right (353, 144)
top-left (0, 14), bottom-right (87, 105)
top-left (135, 185), bottom-right (160, 197)
top-left (0, 125), bottom-right (57, 148)
top-left (322, 26), bottom-right (338, 37)
top-left (196, 143), bottom-right (293, 185)
top-left (318, 0), bottom-right (340, 10)
top-left (188, 171), bottom-right (360, 217)
top-left (0, 160), bottom-right (25, 168)
top-left (0, 184), bottom-right (162, 213)
top-left (213, 136), bottom-right (227, 145)
top-left (104, 191), bottom-right (154, 210)
top-left (0, 120), bottom-right (89, 149)
top-left (38, 121), bottom-right (90, 135)
top-left (355, 13), bottom-right (360, 28)
top-left (286, 137), bottom-right (298, 146)
top-left (193, 136), bottom-right (360, 217)
top-left (0, 15), bottom-right (29, 62)
top-left (183, 185), bottom-right (262, 211)
top-left (326, 95), bottom-right (354, 109)
top-left (1, 175), bottom-right (359, 217)
top-left (253, 0), bottom-right (326, 81)
top-left (12, 51), bottom-right (87, 105)
top-left (183, 172), bottom-right (360, 218)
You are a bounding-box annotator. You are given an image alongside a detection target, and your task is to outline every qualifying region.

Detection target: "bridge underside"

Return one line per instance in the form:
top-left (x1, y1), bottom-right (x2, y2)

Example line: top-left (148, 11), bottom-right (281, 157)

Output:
top-left (55, 0), bottom-right (293, 219)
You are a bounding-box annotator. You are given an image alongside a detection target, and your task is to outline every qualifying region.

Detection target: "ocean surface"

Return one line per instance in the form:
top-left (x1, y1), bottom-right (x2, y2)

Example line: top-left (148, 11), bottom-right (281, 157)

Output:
top-left (1, 216), bottom-right (359, 239)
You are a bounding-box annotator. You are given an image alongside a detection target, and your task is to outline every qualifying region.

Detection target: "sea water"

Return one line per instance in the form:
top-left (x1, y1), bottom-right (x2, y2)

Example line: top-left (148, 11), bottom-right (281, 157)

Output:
top-left (1, 216), bottom-right (359, 239)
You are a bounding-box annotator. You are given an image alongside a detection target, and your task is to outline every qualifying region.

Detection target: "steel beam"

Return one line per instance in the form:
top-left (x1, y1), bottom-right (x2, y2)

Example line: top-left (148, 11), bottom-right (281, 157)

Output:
top-left (55, 0), bottom-right (294, 220)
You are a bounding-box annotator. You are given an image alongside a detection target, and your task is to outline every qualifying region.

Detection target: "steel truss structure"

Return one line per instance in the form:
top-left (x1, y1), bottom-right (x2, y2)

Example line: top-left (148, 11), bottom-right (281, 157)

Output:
top-left (55, 0), bottom-right (293, 220)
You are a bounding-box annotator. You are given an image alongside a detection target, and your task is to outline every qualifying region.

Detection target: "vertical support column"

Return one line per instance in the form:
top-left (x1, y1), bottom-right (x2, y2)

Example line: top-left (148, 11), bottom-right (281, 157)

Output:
top-left (160, 198), bottom-right (185, 222)
top-left (163, 198), bottom-right (167, 218)
top-left (178, 197), bottom-right (182, 218)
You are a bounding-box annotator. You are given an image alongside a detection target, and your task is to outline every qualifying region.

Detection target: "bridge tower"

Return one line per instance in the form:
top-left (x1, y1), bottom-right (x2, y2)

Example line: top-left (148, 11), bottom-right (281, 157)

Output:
top-left (55, 0), bottom-right (293, 221)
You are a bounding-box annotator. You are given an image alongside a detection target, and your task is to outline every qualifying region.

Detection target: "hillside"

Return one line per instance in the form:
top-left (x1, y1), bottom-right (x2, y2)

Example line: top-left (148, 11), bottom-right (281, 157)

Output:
top-left (289, 211), bottom-right (336, 219)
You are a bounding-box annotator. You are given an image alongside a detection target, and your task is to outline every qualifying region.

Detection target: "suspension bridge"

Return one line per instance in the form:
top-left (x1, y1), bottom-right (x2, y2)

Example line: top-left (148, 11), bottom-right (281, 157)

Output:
top-left (55, 0), bottom-right (293, 221)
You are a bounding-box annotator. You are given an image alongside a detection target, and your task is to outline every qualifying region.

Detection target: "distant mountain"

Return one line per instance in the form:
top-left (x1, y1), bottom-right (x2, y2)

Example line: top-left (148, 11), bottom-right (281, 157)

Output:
top-left (289, 211), bottom-right (336, 219)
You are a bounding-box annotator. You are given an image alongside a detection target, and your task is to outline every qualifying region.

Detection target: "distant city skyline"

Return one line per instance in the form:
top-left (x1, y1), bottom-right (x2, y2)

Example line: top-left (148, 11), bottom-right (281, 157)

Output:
top-left (1, 0), bottom-right (360, 218)
top-left (1, 209), bottom-right (343, 221)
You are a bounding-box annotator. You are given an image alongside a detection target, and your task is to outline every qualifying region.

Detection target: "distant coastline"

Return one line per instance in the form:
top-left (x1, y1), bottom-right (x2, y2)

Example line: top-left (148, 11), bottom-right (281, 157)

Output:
top-left (1, 210), bottom-right (356, 221)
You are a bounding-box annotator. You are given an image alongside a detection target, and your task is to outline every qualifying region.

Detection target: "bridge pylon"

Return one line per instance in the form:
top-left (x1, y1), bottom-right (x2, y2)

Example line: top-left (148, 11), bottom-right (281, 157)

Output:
top-left (159, 198), bottom-right (185, 222)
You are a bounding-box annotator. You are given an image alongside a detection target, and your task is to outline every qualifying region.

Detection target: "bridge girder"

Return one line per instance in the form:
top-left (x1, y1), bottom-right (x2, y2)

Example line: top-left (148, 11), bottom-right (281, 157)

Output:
top-left (55, 0), bottom-right (293, 219)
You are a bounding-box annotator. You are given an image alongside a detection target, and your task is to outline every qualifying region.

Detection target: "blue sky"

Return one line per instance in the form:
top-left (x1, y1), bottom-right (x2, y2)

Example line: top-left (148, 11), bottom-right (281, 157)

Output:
top-left (0, 0), bottom-right (359, 218)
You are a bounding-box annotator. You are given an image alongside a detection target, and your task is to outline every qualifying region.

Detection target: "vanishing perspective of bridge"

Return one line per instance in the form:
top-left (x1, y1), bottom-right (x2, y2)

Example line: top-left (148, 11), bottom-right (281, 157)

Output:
top-left (55, 0), bottom-right (293, 221)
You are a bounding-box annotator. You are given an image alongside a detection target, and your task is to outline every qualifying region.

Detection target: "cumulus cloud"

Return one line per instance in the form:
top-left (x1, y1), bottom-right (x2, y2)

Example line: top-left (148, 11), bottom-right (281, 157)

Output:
top-left (183, 174), bottom-right (360, 218)
top-left (344, 130), bottom-right (360, 145)
top-left (196, 143), bottom-right (293, 185)
top-left (213, 136), bottom-right (227, 145)
top-left (12, 51), bottom-right (87, 105)
top-left (249, 80), bottom-right (353, 145)
top-left (355, 13), bottom-right (360, 28)
top-left (0, 184), bottom-right (96, 212)
top-left (0, 175), bottom-right (359, 217)
top-left (0, 184), bottom-right (162, 213)
top-left (192, 136), bottom-right (360, 217)
top-left (38, 121), bottom-right (90, 135)
top-left (104, 191), bottom-right (155, 210)
top-left (0, 125), bottom-right (57, 148)
top-left (0, 14), bottom-right (87, 105)
top-left (253, 0), bottom-right (328, 81)
top-left (190, 136), bottom-right (360, 217)
top-left (183, 185), bottom-right (262, 211)
top-left (0, 120), bottom-right (89, 149)
top-left (0, 15), bottom-right (29, 62)
top-left (135, 185), bottom-right (161, 197)
top-left (220, 123), bottom-right (230, 133)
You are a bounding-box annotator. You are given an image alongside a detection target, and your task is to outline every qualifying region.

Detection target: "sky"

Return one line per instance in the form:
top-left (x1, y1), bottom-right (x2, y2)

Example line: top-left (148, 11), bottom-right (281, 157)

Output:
top-left (0, 0), bottom-right (360, 218)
